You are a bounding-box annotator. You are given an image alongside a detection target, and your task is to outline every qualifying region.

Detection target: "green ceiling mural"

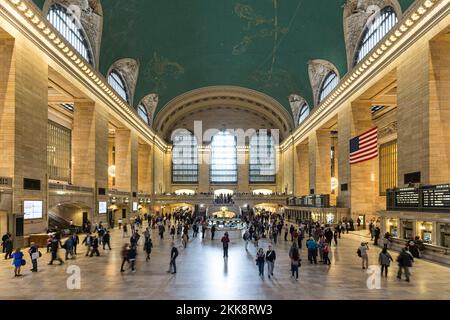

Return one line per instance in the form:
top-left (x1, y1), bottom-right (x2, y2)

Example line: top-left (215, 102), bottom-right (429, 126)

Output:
top-left (31, 0), bottom-right (417, 116)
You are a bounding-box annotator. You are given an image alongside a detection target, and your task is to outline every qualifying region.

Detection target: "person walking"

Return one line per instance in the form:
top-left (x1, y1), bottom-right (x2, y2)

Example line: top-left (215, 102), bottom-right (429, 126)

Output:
top-left (243, 229), bottom-right (250, 251)
top-left (118, 218), bottom-right (123, 230)
top-left (266, 245), bottom-right (276, 279)
top-left (89, 236), bottom-right (100, 257)
top-left (4, 236), bottom-right (13, 260)
top-left (123, 223), bottom-right (128, 238)
top-left (128, 245), bottom-right (137, 272)
top-left (256, 248), bottom-right (265, 277)
top-left (120, 244), bottom-right (130, 272)
top-left (103, 231), bottom-right (111, 250)
top-left (168, 242), bottom-right (179, 274)
top-left (221, 232), bottom-right (230, 258)
top-left (12, 248), bottom-right (24, 277)
top-left (48, 236), bottom-right (64, 265)
top-left (182, 231), bottom-right (189, 249)
top-left (284, 224), bottom-right (289, 241)
top-left (1, 232), bottom-right (9, 253)
top-left (333, 230), bottom-right (338, 246)
top-left (211, 224), bottom-right (217, 240)
top-left (397, 248), bottom-right (414, 282)
top-left (82, 233), bottom-right (93, 257)
top-left (379, 247), bottom-right (394, 277)
top-left (306, 237), bottom-right (318, 264)
top-left (29, 242), bottom-right (40, 272)
top-left (358, 242), bottom-right (369, 270)
top-left (144, 237), bottom-right (153, 262)
top-left (170, 225), bottom-right (176, 240)
top-left (71, 233), bottom-right (79, 255)
top-left (289, 242), bottom-right (301, 280)
top-left (63, 236), bottom-right (73, 261)
top-left (158, 223), bottom-right (166, 240)
top-left (323, 241), bottom-right (331, 265)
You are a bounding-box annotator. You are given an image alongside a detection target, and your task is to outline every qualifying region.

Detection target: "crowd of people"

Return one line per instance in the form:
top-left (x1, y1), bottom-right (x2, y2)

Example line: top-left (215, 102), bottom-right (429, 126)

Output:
top-left (0, 209), bottom-right (423, 284)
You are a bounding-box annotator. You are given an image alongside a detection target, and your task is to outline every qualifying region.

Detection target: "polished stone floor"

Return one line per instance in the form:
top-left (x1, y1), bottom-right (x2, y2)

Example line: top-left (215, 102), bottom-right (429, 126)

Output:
top-left (1, 224), bottom-right (449, 300)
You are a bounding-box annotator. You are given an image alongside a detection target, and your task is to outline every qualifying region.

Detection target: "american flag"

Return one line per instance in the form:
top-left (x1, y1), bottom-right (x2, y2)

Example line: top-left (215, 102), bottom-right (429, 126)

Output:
top-left (350, 127), bottom-right (378, 165)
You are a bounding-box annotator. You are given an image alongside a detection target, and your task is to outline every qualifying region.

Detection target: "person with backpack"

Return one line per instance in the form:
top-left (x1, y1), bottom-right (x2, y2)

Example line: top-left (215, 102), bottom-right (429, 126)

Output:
top-left (397, 247), bottom-right (414, 282)
top-left (358, 242), bottom-right (369, 269)
top-left (379, 247), bottom-right (394, 277)
top-left (266, 245), bottom-right (276, 279)
top-left (289, 242), bottom-right (301, 280)
top-left (256, 248), bottom-right (266, 277)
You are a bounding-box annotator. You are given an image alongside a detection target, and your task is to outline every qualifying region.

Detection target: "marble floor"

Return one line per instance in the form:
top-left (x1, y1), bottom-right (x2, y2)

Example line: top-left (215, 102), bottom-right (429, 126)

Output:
top-left (0, 224), bottom-right (449, 300)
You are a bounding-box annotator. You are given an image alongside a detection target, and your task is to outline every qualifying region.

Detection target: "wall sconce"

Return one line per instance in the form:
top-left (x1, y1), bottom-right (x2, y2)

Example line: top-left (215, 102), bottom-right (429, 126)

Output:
top-left (108, 165), bottom-right (116, 177)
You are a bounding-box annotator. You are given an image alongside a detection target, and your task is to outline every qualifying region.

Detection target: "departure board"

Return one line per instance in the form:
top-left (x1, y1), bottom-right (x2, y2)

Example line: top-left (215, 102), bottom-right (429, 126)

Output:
top-left (394, 188), bottom-right (419, 208)
top-left (422, 184), bottom-right (450, 209)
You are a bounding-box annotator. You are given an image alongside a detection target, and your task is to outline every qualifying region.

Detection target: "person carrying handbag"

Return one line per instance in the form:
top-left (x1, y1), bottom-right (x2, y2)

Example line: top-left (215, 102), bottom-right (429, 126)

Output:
top-left (29, 242), bottom-right (41, 273)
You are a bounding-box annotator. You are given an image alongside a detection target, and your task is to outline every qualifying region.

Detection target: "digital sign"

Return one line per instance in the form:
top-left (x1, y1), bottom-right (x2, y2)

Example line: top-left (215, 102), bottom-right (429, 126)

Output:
top-left (99, 201), bottom-right (107, 214)
top-left (24, 201), bottom-right (43, 220)
top-left (387, 184), bottom-right (450, 211)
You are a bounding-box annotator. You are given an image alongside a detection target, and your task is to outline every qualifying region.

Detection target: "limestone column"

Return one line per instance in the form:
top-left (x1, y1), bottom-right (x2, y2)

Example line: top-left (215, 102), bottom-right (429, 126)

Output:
top-left (397, 42), bottom-right (429, 185)
top-left (309, 130), bottom-right (331, 195)
top-left (0, 31), bottom-right (48, 236)
top-left (115, 129), bottom-right (138, 193)
top-left (138, 143), bottom-right (152, 194)
top-left (72, 101), bottom-right (109, 190)
top-left (294, 142), bottom-right (309, 196)
top-left (337, 104), bottom-right (351, 208)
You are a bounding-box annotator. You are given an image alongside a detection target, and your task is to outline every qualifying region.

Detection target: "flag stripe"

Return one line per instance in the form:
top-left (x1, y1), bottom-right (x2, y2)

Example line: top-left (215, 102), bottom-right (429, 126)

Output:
top-left (349, 127), bottom-right (378, 165)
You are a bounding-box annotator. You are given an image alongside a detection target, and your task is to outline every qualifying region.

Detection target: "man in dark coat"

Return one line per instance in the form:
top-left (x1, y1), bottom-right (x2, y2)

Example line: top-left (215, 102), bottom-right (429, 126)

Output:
top-left (397, 248), bottom-right (414, 282)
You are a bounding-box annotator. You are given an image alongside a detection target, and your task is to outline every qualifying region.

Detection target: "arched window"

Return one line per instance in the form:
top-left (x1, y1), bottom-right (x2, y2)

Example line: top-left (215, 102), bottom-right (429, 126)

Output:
top-left (137, 104), bottom-right (150, 125)
top-left (108, 70), bottom-right (129, 103)
top-left (47, 3), bottom-right (93, 65)
top-left (298, 103), bottom-right (310, 125)
top-left (210, 131), bottom-right (237, 183)
top-left (354, 6), bottom-right (398, 66)
top-left (318, 71), bottom-right (338, 103)
top-left (249, 131), bottom-right (276, 183)
top-left (172, 130), bottom-right (198, 183)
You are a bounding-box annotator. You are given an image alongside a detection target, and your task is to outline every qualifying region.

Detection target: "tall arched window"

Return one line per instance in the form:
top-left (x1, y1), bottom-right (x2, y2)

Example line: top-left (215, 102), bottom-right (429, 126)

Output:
top-left (172, 130), bottom-right (198, 183)
top-left (249, 131), bottom-right (276, 183)
top-left (298, 103), bottom-right (310, 125)
top-left (318, 71), bottom-right (338, 104)
top-left (210, 131), bottom-right (237, 183)
top-left (47, 4), bottom-right (93, 65)
top-left (137, 104), bottom-right (150, 125)
top-left (108, 70), bottom-right (129, 103)
top-left (354, 6), bottom-right (398, 66)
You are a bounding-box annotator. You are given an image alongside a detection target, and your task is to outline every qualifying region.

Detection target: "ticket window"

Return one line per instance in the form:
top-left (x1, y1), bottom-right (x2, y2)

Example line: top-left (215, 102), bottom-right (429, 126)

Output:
top-left (418, 222), bottom-right (433, 244)
top-left (387, 219), bottom-right (399, 238)
top-left (402, 220), bottom-right (414, 240)
top-left (439, 224), bottom-right (450, 248)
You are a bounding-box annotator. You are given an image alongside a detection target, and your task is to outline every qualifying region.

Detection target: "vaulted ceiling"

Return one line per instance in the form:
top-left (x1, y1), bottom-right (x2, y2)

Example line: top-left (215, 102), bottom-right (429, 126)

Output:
top-left (32, 0), bottom-right (416, 117)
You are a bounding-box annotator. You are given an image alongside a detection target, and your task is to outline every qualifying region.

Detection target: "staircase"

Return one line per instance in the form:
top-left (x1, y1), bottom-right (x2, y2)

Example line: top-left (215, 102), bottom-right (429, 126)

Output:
top-left (48, 212), bottom-right (82, 234)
